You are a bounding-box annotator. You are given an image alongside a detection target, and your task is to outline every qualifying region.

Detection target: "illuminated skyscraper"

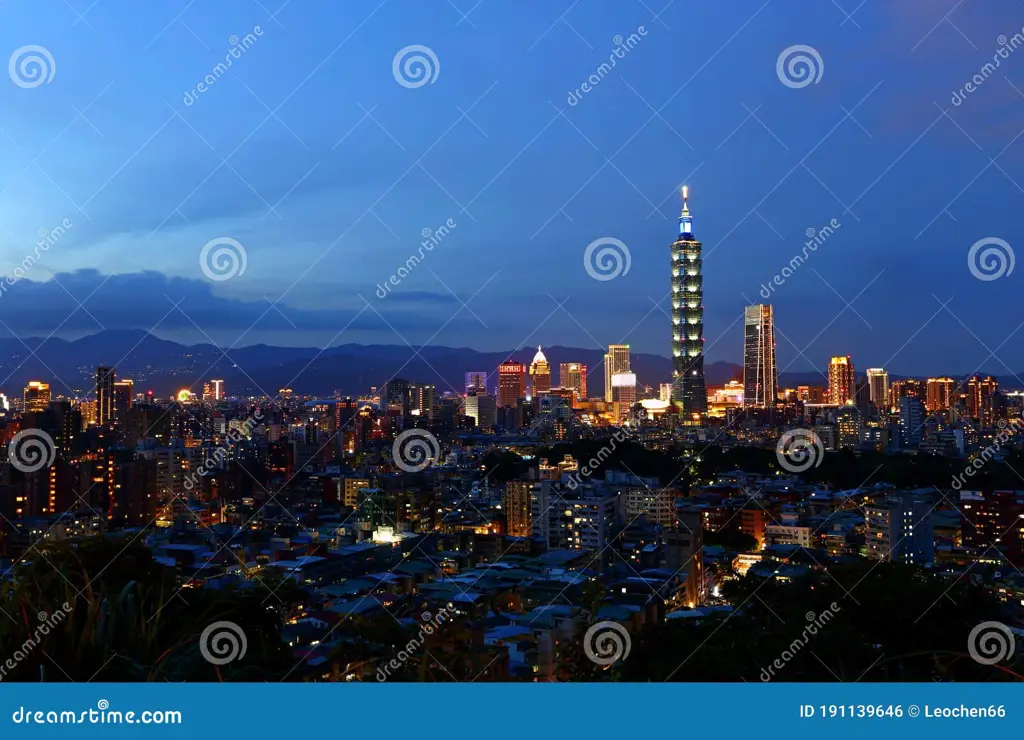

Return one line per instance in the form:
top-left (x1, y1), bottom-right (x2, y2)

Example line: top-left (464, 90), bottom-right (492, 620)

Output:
top-left (926, 377), bottom-right (955, 413)
top-left (465, 371), bottom-right (488, 395)
top-left (497, 362), bottom-right (527, 408)
top-left (866, 368), bottom-right (889, 410)
top-left (604, 344), bottom-right (630, 402)
top-left (113, 379), bottom-right (134, 416)
top-left (23, 381), bottom-right (51, 413)
top-left (611, 372), bottom-right (637, 417)
top-left (826, 356), bottom-right (855, 405)
top-left (742, 304), bottom-right (777, 408)
top-left (966, 375), bottom-right (998, 426)
top-left (96, 366), bottom-right (116, 425)
top-left (559, 362), bottom-right (587, 400)
top-left (210, 379), bottom-right (225, 401)
top-left (529, 346), bottom-right (551, 396)
top-left (671, 186), bottom-right (706, 417)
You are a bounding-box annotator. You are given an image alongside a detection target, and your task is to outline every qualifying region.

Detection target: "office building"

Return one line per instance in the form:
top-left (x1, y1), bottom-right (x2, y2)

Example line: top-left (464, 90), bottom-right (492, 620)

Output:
top-left (742, 304), bottom-right (777, 408)
top-left (463, 394), bottom-right (497, 430)
top-left (209, 379), bottom-right (225, 401)
top-left (670, 187), bottom-right (707, 417)
top-left (408, 383), bottom-right (436, 421)
top-left (113, 380), bottom-right (134, 416)
top-left (96, 366), bottom-right (116, 425)
top-left (497, 362), bottom-right (527, 408)
top-left (386, 378), bottom-right (411, 416)
top-left (926, 377), bottom-right (955, 413)
top-left (559, 362), bottom-right (587, 401)
top-left (836, 404), bottom-right (862, 449)
top-left (465, 371), bottom-right (488, 395)
top-left (604, 344), bottom-right (630, 402)
top-left (826, 356), bottom-right (855, 405)
top-left (23, 381), bottom-right (51, 413)
top-left (610, 372), bottom-right (637, 413)
top-left (865, 493), bottom-right (934, 564)
top-left (899, 396), bottom-right (925, 447)
top-left (966, 375), bottom-right (998, 425)
top-left (866, 368), bottom-right (889, 410)
top-left (529, 346), bottom-right (551, 396)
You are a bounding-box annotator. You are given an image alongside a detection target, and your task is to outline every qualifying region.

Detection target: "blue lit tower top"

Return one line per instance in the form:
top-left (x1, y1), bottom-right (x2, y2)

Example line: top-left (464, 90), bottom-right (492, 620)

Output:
top-left (679, 185), bottom-right (693, 236)
top-left (670, 184), bottom-right (707, 420)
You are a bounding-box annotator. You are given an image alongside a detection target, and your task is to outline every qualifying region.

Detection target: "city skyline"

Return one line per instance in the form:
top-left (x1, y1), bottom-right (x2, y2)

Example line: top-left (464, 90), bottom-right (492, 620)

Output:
top-left (0, 2), bottom-right (1022, 375)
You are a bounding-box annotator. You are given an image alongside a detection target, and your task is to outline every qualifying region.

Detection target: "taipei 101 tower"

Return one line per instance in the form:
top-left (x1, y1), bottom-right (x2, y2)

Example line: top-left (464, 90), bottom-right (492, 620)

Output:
top-left (671, 186), bottom-right (707, 418)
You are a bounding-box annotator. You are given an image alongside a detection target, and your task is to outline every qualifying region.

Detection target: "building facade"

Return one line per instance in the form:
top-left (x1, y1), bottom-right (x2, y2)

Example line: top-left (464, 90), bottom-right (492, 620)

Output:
top-left (742, 304), bottom-right (777, 408)
top-left (670, 187), bottom-right (707, 417)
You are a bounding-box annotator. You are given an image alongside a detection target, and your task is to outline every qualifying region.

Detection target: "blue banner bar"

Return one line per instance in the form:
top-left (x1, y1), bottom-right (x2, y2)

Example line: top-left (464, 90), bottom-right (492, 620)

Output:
top-left (2, 684), bottom-right (1022, 738)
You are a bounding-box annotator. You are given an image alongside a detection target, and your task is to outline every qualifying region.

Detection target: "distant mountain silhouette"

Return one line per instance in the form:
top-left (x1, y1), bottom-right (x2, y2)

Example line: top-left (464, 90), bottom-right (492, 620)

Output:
top-left (0, 331), bottom-right (949, 399)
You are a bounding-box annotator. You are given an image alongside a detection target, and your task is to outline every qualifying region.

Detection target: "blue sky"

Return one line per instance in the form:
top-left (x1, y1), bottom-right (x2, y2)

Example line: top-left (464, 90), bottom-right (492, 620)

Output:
top-left (0, 0), bottom-right (1022, 376)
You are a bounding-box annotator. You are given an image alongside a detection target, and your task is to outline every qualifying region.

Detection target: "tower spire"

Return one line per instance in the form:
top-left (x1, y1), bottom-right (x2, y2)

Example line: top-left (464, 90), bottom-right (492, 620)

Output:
top-left (679, 185), bottom-right (693, 235)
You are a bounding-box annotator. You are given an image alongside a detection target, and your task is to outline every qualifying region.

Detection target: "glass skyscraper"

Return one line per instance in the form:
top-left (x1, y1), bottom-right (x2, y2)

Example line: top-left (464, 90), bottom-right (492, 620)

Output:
top-left (743, 304), bottom-right (777, 407)
top-left (671, 187), bottom-right (706, 417)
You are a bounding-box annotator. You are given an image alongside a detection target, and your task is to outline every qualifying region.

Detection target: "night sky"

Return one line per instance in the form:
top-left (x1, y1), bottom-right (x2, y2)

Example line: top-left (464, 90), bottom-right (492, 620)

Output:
top-left (0, 0), bottom-right (1022, 378)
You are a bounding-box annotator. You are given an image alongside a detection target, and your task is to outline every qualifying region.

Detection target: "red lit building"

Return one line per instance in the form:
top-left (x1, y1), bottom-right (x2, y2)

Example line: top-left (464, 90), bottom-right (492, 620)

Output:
top-left (497, 362), bottom-right (526, 408)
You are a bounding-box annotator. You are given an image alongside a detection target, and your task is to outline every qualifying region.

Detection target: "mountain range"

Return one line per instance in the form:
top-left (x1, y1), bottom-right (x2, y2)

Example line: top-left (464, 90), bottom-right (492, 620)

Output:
top-left (0, 329), bottom-right (909, 399)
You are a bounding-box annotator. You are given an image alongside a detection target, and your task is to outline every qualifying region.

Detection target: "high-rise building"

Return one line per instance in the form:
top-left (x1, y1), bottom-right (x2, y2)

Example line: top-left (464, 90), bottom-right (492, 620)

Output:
top-left (611, 371), bottom-right (637, 414)
top-left (559, 362), bottom-right (587, 401)
top-left (210, 379), bottom-right (225, 401)
top-left (113, 379), bottom-right (134, 416)
top-left (529, 346), bottom-right (551, 396)
top-left (836, 404), bottom-right (862, 449)
top-left (386, 378), bottom-right (411, 416)
top-left (408, 383), bottom-right (436, 421)
top-left (866, 368), bottom-right (889, 410)
top-left (670, 186), bottom-right (706, 417)
top-left (866, 493), bottom-right (934, 564)
top-left (826, 356), bottom-right (855, 405)
top-left (95, 366), bottom-right (116, 425)
top-left (497, 362), bottom-right (527, 408)
top-left (463, 394), bottom-right (497, 429)
top-left (966, 375), bottom-right (998, 425)
top-left (889, 378), bottom-right (923, 410)
top-left (504, 481), bottom-right (534, 538)
top-left (742, 304), bottom-right (777, 408)
top-left (899, 396), bottom-right (925, 447)
top-left (23, 381), bottom-right (51, 413)
top-left (603, 344), bottom-right (630, 402)
top-left (926, 377), bottom-right (955, 413)
top-left (465, 371), bottom-right (488, 395)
